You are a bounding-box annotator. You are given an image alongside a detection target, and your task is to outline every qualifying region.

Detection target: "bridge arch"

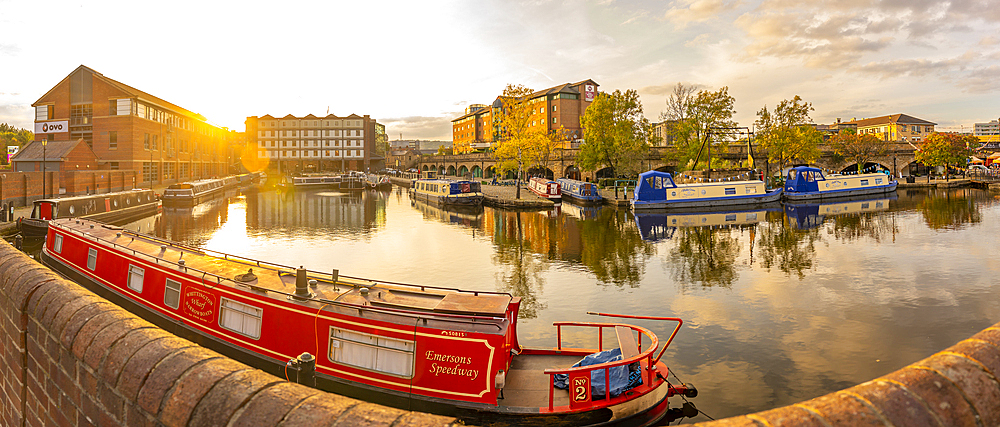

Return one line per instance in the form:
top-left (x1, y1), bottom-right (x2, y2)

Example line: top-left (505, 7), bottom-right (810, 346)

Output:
top-left (564, 165), bottom-right (581, 180)
top-left (527, 167), bottom-right (554, 180)
top-left (471, 165), bottom-right (481, 178)
top-left (447, 165), bottom-right (457, 176)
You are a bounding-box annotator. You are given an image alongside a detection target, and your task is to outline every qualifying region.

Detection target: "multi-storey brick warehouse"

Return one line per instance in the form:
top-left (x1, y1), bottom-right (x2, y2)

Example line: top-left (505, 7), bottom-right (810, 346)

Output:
top-left (246, 114), bottom-right (385, 173)
top-left (24, 65), bottom-right (234, 188)
top-left (452, 80), bottom-right (598, 154)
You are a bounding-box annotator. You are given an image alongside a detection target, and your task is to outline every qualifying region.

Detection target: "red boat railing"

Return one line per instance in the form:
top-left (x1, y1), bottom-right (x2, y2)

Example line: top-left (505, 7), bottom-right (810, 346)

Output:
top-left (49, 220), bottom-right (509, 327)
top-left (541, 321), bottom-right (661, 412)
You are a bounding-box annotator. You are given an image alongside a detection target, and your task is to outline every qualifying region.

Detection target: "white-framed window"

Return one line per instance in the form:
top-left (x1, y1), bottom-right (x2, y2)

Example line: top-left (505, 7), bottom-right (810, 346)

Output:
top-left (329, 328), bottom-right (414, 377)
top-left (53, 234), bottom-right (63, 253)
top-left (87, 248), bottom-right (97, 270)
top-left (164, 279), bottom-right (181, 309)
top-left (128, 265), bottom-right (144, 293)
top-left (219, 298), bottom-right (262, 339)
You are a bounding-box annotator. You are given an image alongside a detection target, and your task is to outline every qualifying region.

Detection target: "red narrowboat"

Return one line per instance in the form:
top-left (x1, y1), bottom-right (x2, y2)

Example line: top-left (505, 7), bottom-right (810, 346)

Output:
top-left (40, 218), bottom-right (696, 426)
top-left (528, 177), bottom-right (562, 201)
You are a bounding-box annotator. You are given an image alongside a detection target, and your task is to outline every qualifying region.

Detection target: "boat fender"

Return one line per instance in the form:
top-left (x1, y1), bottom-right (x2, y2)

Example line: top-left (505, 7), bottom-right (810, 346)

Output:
top-left (495, 370), bottom-right (506, 399)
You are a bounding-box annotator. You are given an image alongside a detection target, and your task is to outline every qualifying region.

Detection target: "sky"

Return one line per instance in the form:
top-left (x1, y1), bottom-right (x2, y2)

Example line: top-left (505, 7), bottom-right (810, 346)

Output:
top-left (1, 0), bottom-right (998, 140)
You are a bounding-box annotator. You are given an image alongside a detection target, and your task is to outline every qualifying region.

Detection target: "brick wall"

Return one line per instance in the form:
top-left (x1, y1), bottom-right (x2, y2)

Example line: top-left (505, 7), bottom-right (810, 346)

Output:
top-left (0, 172), bottom-right (59, 208)
top-left (62, 171), bottom-right (139, 197)
top-left (0, 242), bottom-right (461, 427)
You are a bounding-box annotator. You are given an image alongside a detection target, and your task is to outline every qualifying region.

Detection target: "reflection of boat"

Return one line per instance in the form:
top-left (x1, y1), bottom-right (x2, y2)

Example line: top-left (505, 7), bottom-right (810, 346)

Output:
top-left (631, 170), bottom-right (781, 210)
top-left (528, 177), bottom-right (561, 201)
top-left (19, 189), bottom-right (160, 237)
top-left (634, 207), bottom-right (773, 242)
top-left (411, 197), bottom-right (483, 226)
top-left (783, 166), bottom-right (897, 201)
top-left (557, 178), bottom-right (602, 205)
top-left (409, 178), bottom-right (484, 206)
top-left (784, 193), bottom-right (897, 229)
top-left (41, 217), bottom-right (697, 426)
top-left (560, 202), bottom-right (602, 221)
top-left (285, 175), bottom-right (342, 190)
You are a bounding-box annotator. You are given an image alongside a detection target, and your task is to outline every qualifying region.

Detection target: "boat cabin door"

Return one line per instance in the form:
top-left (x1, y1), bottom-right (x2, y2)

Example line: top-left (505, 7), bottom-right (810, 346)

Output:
top-left (38, 202), bottom-right (55, 220)
top-left (788, 169), bottom-right (820, 193)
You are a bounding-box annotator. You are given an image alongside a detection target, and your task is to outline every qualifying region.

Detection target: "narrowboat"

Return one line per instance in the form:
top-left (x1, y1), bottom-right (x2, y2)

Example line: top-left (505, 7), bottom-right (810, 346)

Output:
top-left (19, 189), bottom-right (160, 237)
top-left (557, 178), bottom-right (602, 205)
top-left (41, 218), bottom-right (697, 426)
top-left (339, 172), bottom-right (366, 192)
top-left (409, 179), bottom-right (484, 207)
top-left (365, 174), bottom-right (392, 190)
top-left (631, 170), bottom-right (782, 211)
top-left (784, 192), bottom-right (897, 229)
top-left (162, 177), bottom-right (230, 206)
top-left (782, 166), bottom-right (897, 201)
top-left (634, 207), bottom-right (776, 242)
top-left (284, 175), bottom-right (342, 190)
top-left (527, 177), bottom-right (562, 201)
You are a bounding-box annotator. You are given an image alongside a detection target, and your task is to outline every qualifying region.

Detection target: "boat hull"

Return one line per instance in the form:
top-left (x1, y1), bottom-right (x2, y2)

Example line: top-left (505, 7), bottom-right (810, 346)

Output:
top-left (632, 188), bottom-right (782, 211)
top-left (783, 182), bottom-right (898, 201)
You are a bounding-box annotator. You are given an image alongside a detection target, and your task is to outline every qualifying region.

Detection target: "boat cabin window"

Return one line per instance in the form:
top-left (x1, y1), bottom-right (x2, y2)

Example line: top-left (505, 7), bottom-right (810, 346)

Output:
top-left (53, 234), bottom-right (63, 253)
top-left (860, 179), bottom-right (869, 185)
top-left (164, 279), bottom-right (181, 309)
top-left (788, 170), bottom-right (798, 180)
top-left (876, 178), bottom-right (883, 185)
top-left (87, 248), bottom-right (97, 270)
top-left (329, 328), bottom-right (415, 378)
top-left (127, 265), bottom-right (144, 293)
top-left (219, 298), bottom-right (262, 339)
top-left (725, 188), bottom-right (736, 195)
top-left (746, 186), bottom-right (758, 194)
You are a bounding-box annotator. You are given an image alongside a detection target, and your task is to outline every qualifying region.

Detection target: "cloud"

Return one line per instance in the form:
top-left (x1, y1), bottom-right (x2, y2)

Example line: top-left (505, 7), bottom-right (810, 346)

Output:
top-left (0, 44), bottom-right (18, 55)
top-left (664, 0), bottom-right (744, 27)
top-left (0, 104), bottom-right (32, 130)
top-left (381, 115), bottom-right (458, 141)
top-left (980, 35), bottom-right (1000, 46)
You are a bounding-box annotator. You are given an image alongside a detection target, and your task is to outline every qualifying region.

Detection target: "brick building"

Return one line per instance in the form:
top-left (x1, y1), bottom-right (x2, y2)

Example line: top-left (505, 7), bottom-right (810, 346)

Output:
top-left (452, 80), bottom-right (599, 153)
top-left (28, 65), bottom-right (233, 189)
top-left (10, 138), bottom-right (97, 188)
top-left (845, 114), bottom-right (937, 143)
top-left (246, 114), bottom-right (385, 173)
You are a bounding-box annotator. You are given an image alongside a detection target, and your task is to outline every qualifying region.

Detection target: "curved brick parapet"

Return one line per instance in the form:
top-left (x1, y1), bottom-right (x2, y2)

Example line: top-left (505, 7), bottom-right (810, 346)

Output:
top-left (0, 241), bottom-right (460, 427)
top-left (693, 330), bottom-right (1000, 426)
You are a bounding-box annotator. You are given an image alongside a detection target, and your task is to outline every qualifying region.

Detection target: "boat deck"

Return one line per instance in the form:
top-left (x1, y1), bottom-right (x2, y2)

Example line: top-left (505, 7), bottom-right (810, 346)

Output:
top-left (498, 353), bottom-right (577, 409)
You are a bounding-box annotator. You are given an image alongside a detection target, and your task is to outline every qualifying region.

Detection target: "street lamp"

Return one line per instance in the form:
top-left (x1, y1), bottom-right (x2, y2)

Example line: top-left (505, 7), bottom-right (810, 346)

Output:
top-left (41, 139), bottom-right (47, 199)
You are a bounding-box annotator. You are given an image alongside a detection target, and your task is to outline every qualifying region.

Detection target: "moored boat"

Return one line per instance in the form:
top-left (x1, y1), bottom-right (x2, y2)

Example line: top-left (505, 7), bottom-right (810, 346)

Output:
top-left (19, 189), bottom-right (160, 237)
top-left (41, 217), bottom-right (697, 426)
top-left (782, 166), bottom-right (897, 201)
top-left (528, 177), bottom-right (561, 201)
top-left (557, 178), bottom-right (602, 205)
top-left (339, 172), bottom-right (366, 192)
top-left (365, 174), bottom-right (392, 190)
top-left (162, 177), bottom-right (232, 206)
top-left (284, 175), bottom-right (341, 190)
top-left (631, 170), bottom-right (781, 211)
top-left (409, 178), bottom-right (484, 207)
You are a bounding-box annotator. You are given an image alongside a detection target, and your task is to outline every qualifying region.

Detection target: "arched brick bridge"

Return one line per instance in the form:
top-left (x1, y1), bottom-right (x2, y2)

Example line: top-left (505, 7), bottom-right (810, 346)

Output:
top-left (415, 144), bottom-right (919, 180)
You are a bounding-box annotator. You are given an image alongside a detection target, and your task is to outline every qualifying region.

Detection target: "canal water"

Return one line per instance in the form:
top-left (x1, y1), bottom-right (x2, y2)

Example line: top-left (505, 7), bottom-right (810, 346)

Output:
top-left (107, 186), bottom-right (1000, 421)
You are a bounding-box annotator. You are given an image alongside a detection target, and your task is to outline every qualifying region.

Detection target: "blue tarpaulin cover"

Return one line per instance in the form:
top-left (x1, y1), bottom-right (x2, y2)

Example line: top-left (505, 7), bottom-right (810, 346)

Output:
top-left (553, 348), bottom-right (643, 397)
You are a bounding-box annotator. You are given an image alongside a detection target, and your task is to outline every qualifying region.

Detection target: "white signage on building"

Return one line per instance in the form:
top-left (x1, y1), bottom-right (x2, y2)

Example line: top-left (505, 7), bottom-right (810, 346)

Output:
top-left (34, 120), bottom-right (69, 134)
top-left (584, 84), bottom-right (596, 102)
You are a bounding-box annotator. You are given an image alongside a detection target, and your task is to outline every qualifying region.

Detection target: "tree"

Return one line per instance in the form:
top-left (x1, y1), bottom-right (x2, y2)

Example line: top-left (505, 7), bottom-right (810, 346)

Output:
top-left (828, 129), bottom-right (891, 172)
top-left (435, 145), bottom-right (453, 156)
top-left (755, 96), bottom-right (821, 172)
top-left (0, 124), bottom-right (33, 165)
top-left (660, 85), bottom-right (737, 170)
top-left (492, 84), bottom-right (556, 198)
top-left (578, 89), bottom-right (653, 178)
top-left (914, 132), bottom-right (976, 180)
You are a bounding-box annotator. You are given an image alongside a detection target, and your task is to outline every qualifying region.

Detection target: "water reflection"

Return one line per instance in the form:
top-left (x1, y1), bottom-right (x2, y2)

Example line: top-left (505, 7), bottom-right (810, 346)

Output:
top-left (785, 194), bottom-right (900, 243)
top-left (410, 198), bottom-right (483, 228)
top-left (244, 188), bottom-right (385, 237)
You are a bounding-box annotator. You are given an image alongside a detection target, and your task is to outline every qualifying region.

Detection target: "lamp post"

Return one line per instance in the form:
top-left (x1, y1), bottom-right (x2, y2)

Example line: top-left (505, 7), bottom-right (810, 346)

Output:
top-left (41, 139), bottom-right (47, 199)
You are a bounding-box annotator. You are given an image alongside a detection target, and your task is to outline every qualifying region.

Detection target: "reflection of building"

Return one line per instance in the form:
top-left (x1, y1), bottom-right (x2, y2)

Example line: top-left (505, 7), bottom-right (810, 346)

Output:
top-left (23, 65), bottom-right (232, 187)
top-left (246, 113), bottom-right (383, 173)
top-left (244, 190), bottom-right (381, 232)
top-left (845, 114), bottom-right (936, 143)
top-left (974, 119), bottom-right (999, 136)
top-left (452, 80), bottom-right (599, 153)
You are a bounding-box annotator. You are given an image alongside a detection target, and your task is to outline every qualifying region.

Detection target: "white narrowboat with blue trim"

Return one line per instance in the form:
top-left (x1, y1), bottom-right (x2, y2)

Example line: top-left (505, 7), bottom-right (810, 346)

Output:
top-left (557, 178), bottom-right (602, 205)
top-left (782, 166), bottom-right (897, 201)
top-left (409, 179), bottom-right (484, 207)
top-left (631, 170), bottom-right (781, 211)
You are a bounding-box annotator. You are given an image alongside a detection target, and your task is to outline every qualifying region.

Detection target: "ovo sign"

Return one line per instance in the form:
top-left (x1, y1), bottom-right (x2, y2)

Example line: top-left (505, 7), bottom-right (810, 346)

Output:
top-left (35, 121), bottom-right (69, 134)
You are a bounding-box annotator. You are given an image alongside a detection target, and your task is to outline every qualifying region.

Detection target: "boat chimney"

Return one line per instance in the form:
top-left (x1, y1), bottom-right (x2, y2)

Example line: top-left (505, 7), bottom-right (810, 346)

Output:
top-left (294, 266), bottom-right (312, 300)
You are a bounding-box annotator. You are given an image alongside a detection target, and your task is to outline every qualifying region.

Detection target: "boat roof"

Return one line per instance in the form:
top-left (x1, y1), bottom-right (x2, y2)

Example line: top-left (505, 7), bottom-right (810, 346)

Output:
top-left (33, 189), bottom-right (154, 205)
top-left (50, 218), bottom-right (514, 325)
